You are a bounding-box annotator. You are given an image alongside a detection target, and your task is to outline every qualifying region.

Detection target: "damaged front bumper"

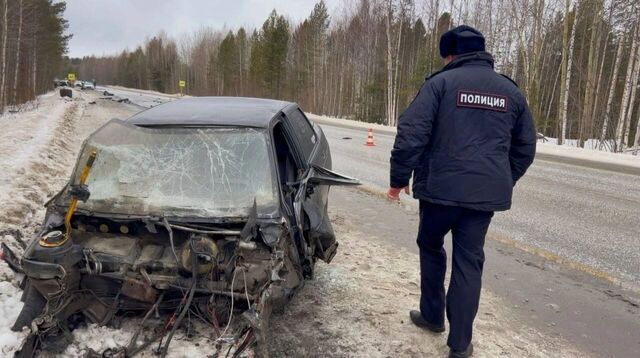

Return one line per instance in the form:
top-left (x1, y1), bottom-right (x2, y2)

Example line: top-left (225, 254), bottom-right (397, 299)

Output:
top-left (5, 216), bottom-right (305, 357)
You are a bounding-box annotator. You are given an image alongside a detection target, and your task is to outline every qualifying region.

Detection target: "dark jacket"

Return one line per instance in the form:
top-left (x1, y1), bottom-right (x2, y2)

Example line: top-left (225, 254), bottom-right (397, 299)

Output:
top-left (390, 52), bottom-right (536, 212)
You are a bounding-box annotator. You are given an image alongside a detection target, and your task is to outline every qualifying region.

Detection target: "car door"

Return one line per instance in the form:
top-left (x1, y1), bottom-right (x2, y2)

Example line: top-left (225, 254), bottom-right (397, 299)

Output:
top-left (282, 107), bottom-right (359, 263)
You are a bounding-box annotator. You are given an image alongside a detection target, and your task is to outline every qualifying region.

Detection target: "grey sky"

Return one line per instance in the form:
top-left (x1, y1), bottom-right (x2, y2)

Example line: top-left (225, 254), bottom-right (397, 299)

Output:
top-left (63, 0), bottom-right (342, 58)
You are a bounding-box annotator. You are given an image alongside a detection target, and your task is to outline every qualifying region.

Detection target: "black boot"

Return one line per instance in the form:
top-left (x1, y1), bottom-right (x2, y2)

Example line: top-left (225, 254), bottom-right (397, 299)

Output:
top-left (409, 310), bottom-right (445, 333)
top-left (449, 343), bottom-right (473, 358)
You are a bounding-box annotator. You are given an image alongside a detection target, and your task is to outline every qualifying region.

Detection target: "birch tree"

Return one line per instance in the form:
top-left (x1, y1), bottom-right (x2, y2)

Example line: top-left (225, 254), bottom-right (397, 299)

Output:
top-left (578, 0), bottom-right (602, 147)
top-left (0, 0), bottom-right (8, 111)
top-left (634, 105), bottom-right (640, 148)
top-left (600, 37), bottom-right (624, 149)
top-left (615, 24), bottom-right (639, 151)
top-left (622, 39), bottom-right (640, 148)
top-left (558, 0), bottom-right (577, 145)
top-left (12, 0), bottom-right (23, 105)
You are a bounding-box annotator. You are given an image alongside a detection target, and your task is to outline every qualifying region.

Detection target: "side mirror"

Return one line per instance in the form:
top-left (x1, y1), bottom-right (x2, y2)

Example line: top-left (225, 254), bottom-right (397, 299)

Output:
top-left (307, 165), bottom-right (360, 187)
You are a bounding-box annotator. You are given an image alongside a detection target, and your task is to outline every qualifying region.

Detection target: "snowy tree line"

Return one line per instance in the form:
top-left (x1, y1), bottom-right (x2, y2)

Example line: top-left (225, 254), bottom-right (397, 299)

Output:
top-left (0, 0), bottom-right (69, 112)
top-left (70, 0), bottom-right (640, 151)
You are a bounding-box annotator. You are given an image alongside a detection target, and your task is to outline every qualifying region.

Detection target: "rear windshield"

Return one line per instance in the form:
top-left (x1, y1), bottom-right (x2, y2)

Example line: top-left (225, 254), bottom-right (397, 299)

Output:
top-left (60, 120), bottom-right (278, 218)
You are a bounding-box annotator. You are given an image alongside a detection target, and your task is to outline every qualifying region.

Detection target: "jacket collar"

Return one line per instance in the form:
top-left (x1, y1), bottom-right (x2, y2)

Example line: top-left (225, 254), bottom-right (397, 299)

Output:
top-left (426, 51), bottom-right (495, 80)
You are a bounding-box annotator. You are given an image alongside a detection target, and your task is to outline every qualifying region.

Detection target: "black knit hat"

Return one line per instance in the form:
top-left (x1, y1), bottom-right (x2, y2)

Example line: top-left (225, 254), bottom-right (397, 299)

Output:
top-left (439, 25), bottom-right (485, 58)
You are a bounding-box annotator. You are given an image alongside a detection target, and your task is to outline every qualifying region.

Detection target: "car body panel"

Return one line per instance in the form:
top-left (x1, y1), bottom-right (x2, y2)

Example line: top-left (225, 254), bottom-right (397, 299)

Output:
top-left (6, 97), bottom-right (359, 357)
top-left (128, 97), bottom-right (292, 128)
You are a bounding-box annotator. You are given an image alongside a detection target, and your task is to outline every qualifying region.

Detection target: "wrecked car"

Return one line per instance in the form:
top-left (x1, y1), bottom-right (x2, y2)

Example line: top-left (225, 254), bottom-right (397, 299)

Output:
top-left (3, 97), bottom-right (359, 357)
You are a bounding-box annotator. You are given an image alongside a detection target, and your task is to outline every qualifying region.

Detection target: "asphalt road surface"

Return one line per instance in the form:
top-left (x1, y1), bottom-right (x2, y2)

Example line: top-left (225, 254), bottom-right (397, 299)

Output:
top-left (318, 123), bottom-right (640, 289)
top-left (329, 186), bottom-right (640, 358)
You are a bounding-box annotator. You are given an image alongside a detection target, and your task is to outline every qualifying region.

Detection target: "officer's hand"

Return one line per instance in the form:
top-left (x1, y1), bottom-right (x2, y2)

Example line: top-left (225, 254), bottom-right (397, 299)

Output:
top-left (387, 186), bottom-right (410, 201)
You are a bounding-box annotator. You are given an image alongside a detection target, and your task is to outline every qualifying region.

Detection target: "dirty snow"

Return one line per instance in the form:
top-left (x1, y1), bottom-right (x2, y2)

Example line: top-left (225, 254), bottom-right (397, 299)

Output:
top-left (0, 262), bottom-right (28, 356)
top-left (0, 90), bottom-right (84, 255)
top-left (268, 212), bottom-right (586, 357)
top-left (0, 90), bottom-right (588, 357)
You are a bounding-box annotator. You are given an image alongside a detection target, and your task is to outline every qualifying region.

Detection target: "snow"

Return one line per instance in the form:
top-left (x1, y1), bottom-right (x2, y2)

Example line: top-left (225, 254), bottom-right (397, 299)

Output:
top-left (0, 90), bottom-right (88, 260)
top-left (0, 92), bottom-right (74, 207)
top-left (536, 142), bottom-right (640, 168)
top-left (0, 262), bottom-right (27, 356)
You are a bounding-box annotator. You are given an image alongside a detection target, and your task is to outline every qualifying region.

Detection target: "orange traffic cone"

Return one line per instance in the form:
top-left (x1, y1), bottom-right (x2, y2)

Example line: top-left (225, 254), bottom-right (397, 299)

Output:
top-left (365, 128), bottom-right (376, 146)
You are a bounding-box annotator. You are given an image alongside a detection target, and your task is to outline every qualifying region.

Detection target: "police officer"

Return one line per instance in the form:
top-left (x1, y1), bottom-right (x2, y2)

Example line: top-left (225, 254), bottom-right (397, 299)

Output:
top-left (387, 25), bottom-right (536, 357)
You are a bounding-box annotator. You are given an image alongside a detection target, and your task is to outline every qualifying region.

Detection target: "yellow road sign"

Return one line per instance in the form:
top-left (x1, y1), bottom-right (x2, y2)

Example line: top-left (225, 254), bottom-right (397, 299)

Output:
top-left (68, 73), bottom-right (76, 81)
top-left (179, 80), bottom-right (186, 87)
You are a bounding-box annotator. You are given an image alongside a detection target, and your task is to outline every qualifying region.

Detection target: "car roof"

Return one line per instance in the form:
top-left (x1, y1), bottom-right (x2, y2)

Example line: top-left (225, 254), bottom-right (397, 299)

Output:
top-left (127, 96), bottom-right (295, 128)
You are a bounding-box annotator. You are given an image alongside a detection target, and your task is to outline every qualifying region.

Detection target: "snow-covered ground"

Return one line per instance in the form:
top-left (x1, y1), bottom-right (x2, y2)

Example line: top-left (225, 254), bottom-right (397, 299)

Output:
top-left (0, 91), bottom-right (80, 252)
top-left (0, 89), bottom-right (591, 357)
top-left (0, 263), bottom-right (28, 355)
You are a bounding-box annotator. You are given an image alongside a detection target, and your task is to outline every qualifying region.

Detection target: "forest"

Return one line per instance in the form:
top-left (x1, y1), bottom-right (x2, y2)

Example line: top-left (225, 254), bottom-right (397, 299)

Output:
top-left (61, 1), bottom-right (640, 151)
top-left (0, 0), bottom-right (70, 112)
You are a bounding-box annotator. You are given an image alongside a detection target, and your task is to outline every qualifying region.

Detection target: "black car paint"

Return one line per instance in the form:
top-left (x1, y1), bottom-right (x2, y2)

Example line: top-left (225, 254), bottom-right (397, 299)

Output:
top-left (6, 97), bottom-right (358, 357)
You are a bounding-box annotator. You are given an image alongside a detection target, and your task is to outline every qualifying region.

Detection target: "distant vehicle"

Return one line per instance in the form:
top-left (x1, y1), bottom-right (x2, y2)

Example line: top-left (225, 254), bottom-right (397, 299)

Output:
top-left (5, 97), bottom-right (359, 357)
top-left (74, 81), bottom-right (84, 89)
top-left (54, 80), bottom-right (68, 87)
top-left (59, 88), bottom-right (72, 98)
top-left (83, 81), bottom-right (95, 90)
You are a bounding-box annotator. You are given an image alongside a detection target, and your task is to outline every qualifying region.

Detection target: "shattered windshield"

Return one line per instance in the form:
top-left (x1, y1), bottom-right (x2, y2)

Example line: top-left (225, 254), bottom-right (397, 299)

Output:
top-left (63, 120), bottom-right (278, 218)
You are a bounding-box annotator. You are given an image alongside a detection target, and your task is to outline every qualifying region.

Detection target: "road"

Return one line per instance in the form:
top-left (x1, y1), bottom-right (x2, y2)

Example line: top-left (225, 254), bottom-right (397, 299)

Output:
top-left (98, 87), bottom-right (640, 356)
top-left (317, 122), bottom-right (640, 288)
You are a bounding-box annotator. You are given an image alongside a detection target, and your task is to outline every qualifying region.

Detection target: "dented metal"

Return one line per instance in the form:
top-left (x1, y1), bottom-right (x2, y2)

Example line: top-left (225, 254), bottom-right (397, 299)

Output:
top-left (7, 99), bottom-right (359, 357)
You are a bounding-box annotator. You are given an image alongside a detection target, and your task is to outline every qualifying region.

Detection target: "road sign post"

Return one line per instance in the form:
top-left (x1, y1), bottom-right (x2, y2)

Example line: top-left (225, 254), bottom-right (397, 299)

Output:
top-left (179, 80), bottom-right (186, 96)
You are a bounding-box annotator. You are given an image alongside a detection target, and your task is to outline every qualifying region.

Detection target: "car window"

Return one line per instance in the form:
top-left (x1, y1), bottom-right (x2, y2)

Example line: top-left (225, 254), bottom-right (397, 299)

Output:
top-left (286, 109), bottom-right (316, 161)
top-left (64, 120), bottom-right (279, 218)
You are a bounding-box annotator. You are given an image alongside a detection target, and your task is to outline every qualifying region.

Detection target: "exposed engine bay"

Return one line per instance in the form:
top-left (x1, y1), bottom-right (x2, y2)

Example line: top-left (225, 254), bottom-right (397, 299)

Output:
top-left (8, 212), bottom-right (303, 357)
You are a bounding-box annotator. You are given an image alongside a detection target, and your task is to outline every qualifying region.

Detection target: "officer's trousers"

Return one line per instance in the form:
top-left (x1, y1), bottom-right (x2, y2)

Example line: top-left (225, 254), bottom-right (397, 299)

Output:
top-left (417, 200), bottom-right (494, 351)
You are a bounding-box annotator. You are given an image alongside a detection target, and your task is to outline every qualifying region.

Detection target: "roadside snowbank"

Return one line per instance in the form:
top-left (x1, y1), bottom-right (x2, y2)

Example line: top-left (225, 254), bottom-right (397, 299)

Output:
top-left (0, 90), bottom-right (138, 254)
top-left (0, 91), bottom-right (83, 253)
top-left (536, 141), bottom-right (640, 168)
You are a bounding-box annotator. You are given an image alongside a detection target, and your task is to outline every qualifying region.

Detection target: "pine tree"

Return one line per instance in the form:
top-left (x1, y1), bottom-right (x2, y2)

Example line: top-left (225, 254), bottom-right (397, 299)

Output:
top-left (249, 10), bottom-right (290, 98)
top-left (218, 31), bottom-right (239, 95)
